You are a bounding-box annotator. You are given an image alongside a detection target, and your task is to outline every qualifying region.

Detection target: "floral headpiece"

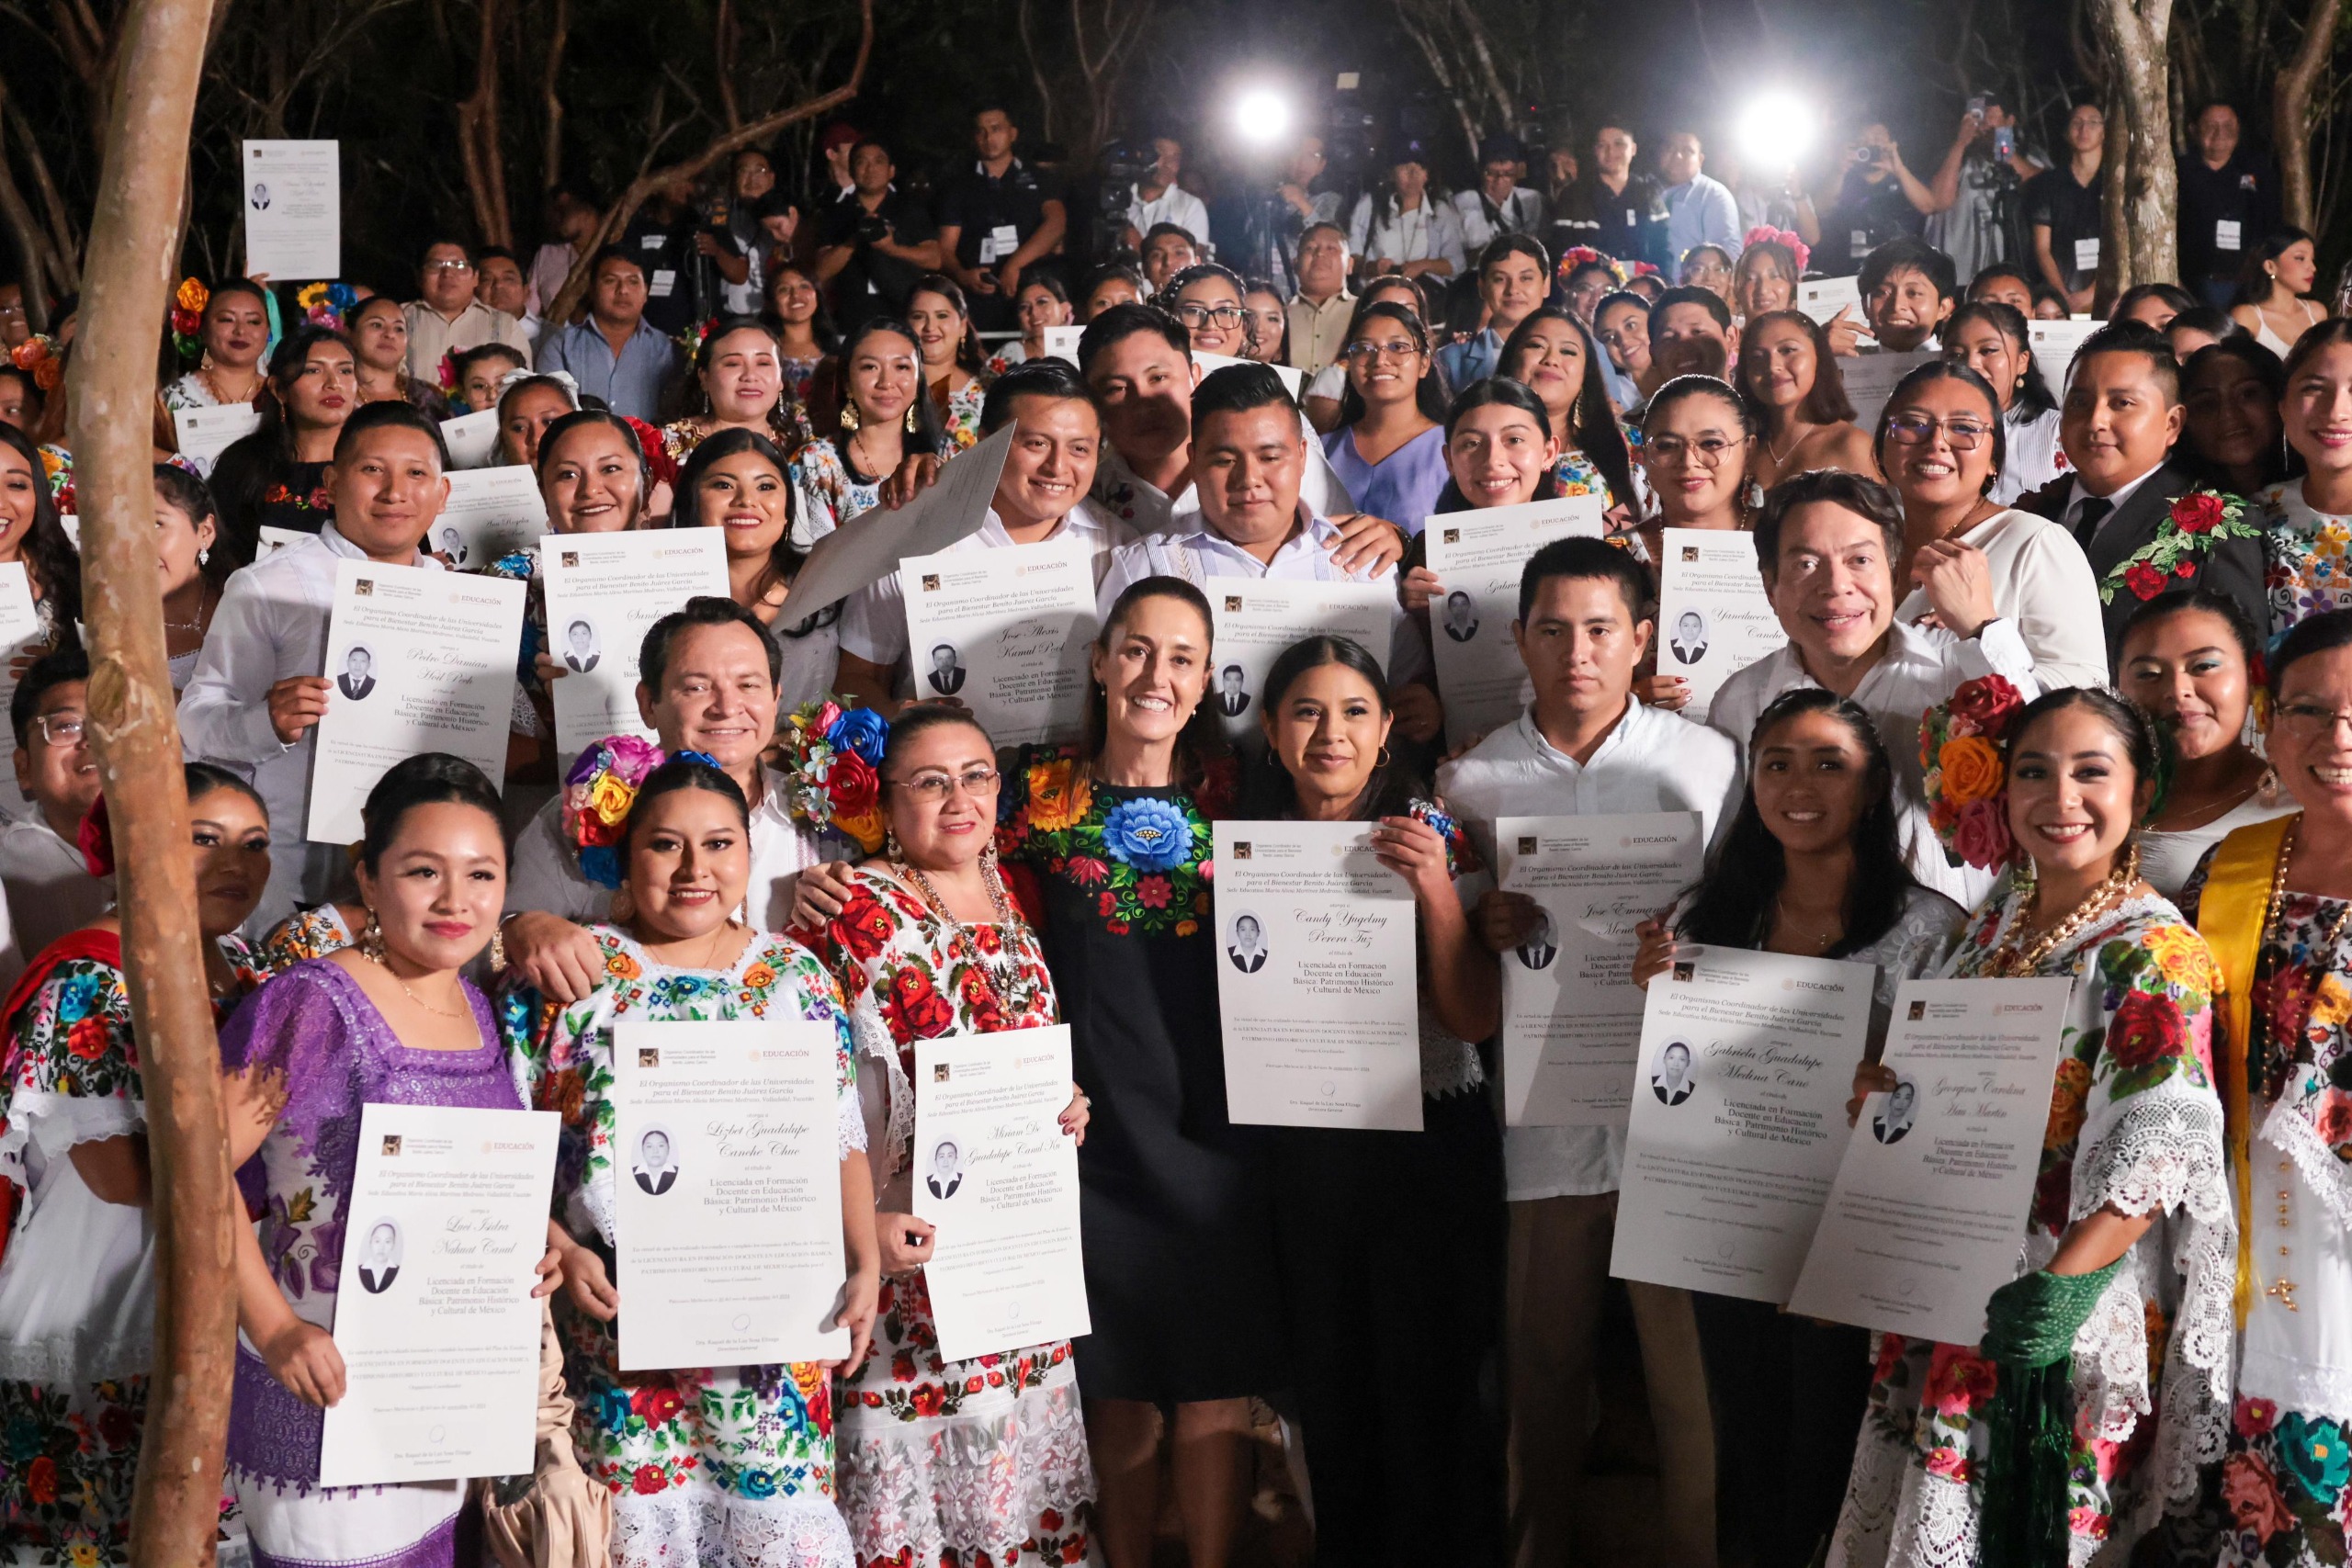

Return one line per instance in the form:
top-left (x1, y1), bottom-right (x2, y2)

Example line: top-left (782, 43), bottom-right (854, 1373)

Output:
top-left (39, 446), bottom-right (73, 515)
top-left (627, 415), bottom-right (680, 489)
top-left (1742, 225), bottom-right (1811, 275)
top-left (170, 277), bottom-right (209, 363)
top-left (1921, 675), bottom-right (2027, 869)
top-left (776, 698), bottom-right (889, 853)
top-left (500, 366), bottom-right (580, 406)
top-left (296, 280), bottom-right (360, 333)
top-left (8, 336), bottom-right (61, 393)
top-left (435, 350), bottom-right (460, 398)
top-left (1555, 246), bottom-right (1626, 288)
top-left (560, 734), bottom-right (666, 887)
top-left (2100, 489), bottom-right (2262, 604)
top-left (681, 317), bottom-right (718, 357)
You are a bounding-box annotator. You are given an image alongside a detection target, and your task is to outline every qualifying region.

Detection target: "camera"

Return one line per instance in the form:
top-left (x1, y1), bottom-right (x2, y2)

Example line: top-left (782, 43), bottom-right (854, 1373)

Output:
top-left (1851, 145), bottom-right (1883, 167)
top-left (854, 211), bottom-right (891, 245)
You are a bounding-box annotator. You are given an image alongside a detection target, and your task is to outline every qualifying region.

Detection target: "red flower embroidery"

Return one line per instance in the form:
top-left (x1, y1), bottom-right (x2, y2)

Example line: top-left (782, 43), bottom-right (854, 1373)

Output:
top-left (910, 1383), bottom-right (945, 1416)
top-left (1066, 855), bottom-right (1109, 887)
top-left (888, 968), bottom-right (956, 1038)
top-left (2124, 562), bottom-right (2169, 601)
top-left (891, 1353), bottom-right (917, 1382)
top-left (27, 1456), bottom-right (53, 1504)
top-left (2032, 1158), bottom-right (2074, 1231)
top-left (2108, 991), bottom-right (2188, 1069)
top-left (631, 1463), bottom-right (668, 1495)
top-left (966, 1375), bottom-right (986, 1393)
top-left (1922, 1343), bottom-right (1996, 1416)
top-left (1136, 875), bottom-right (1171, 909)
top-left (836, 891), bottom-right (896, 961)
top-left (2171, 491), bottom-right (2226, 534)
top-left (65, 1016), bottom-right (108, 1060)
top-left (1096, 891), bottom-right (1117, 918)
top-left (629, 1383), bottom-right (684, 1425)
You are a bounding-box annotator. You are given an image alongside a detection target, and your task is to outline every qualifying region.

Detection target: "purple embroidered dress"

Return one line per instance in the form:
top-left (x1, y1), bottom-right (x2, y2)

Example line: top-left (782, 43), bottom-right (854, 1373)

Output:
top-left (220, 958), bottom-right (523, 1568)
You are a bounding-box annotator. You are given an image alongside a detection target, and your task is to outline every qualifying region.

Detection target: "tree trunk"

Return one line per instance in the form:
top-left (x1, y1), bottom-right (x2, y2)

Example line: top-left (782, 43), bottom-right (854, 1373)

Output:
top-left (538, 0), bottom-right (568, 196)
top-left (68, 2), bottom-right (235, 1565)
top-left (456, 0), bottom-right (513, 248)
top-left (2089, 0), bottom-right (2177, 297)
top-left (2275, 0), bottom-right (2347, 231)
top-left (544, 0), bottom-right (874, 327)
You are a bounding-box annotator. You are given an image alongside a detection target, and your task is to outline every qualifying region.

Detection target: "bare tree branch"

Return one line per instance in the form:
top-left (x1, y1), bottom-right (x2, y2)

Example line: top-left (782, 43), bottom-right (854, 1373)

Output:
top-left (455, 0), bottom-right (512, 246)
top-left (2275, 0), bottom-right (2346, 230)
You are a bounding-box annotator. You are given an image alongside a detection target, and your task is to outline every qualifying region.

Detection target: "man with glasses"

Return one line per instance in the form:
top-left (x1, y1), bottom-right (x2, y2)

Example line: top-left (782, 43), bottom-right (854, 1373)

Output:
top-left (1453, 133), bottom-right (1547, 252)
top-left (401, 238), bottom-right (529, 382)
top-left (0, 649), bottom-right (107, 965)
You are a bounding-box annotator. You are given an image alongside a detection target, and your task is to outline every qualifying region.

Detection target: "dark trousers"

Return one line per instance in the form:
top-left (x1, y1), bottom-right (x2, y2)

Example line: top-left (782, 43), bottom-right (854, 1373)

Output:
top-left (1690, 1292), bottom-right (1873, 1568)
top-left (1271, 1089), bottom-right (1508, 1566)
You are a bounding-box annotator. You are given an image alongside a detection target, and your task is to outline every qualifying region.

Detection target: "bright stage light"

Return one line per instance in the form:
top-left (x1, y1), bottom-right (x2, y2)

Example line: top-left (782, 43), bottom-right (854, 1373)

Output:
top-left (1232, 87), bottom-right (1294, 147)
top-left (1738, 92), bottom-right (1815, 170)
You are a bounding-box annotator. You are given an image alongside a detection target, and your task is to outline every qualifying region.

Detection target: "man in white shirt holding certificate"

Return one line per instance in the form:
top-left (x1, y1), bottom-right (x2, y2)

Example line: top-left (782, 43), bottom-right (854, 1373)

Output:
top-left (1436, 536), bottom-right (1737, 1568)
top-left (179, 402), bottom-right (453, 929)
top-left (1707, 468), bottom-right (2041, 908)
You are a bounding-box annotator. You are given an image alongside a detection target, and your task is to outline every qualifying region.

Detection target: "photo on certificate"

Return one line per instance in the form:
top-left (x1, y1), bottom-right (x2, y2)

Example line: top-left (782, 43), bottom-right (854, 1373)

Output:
top-left (1656, 527), bottom-right (1783, 723)
top-left (315, 1103), bottom-right (559, 1488)
top-left (1206, 581), bottom-right (1393, 741)
top-left (542, 530), bottom-right (729, 761)
top-left (1212, 820), bottom-right (1422, 1130)
top-left (1609, 945), bottom-right (1875, 1303)
top-left (242, 140), bottom-right (341, 280)
top-left (1424, 496), bottom-right (1606, 747)
top-left (1495, 813), bottom-right (1704, 1127)
top-left (912, 1025), bottom-right (1090, 1362)
top-left (897, 541), bottom-right (1100, 747)
top-left (1785, 976), bottom-right (2075, 1345)
top-left (433, 468), bottom-right (550, 566)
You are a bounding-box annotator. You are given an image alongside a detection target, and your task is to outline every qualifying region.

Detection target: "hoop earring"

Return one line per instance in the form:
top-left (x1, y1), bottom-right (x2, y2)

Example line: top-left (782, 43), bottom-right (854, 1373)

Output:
top-left (841, 401), bottom-right (862, 432)
top-left (904, 404), bottom-right (919, 434)
top-left (359, 907), bottom-right (386, 962)
top-left (1375, 745), bottom-right (1392, 769)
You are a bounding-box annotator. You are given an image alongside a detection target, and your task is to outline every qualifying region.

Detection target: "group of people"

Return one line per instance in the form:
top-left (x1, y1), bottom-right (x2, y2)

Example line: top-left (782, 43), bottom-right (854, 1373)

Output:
top-left (0, 85), bottom-right (2350, 1568)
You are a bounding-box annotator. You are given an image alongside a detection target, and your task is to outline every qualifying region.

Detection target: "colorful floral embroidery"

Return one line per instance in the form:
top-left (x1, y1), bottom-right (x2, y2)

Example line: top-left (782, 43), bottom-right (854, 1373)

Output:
top-left (996, 745), bottom-right (1232, 938)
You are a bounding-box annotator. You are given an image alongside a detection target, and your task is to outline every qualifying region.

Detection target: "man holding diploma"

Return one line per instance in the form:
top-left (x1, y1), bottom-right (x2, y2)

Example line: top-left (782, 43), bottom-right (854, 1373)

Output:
top-left (1437, 536), bottom-right (1736, 1566)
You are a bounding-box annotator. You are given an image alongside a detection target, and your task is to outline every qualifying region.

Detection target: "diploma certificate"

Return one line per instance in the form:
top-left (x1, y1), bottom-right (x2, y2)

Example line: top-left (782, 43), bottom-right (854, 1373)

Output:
top-left (1787, 977), bottom-right (2075, 1344)
top-left (613, 1020), bottom-right (851, 1370)
top-left (898, 541), bottom-right (1100, 746)
top-left (242, 140), bottom-right (341, 280)
top-left (1656, 527), bottom-right (1781, 722)
top-left (173, 405), bottom-right (265, 476)
top-left (1193, 350), bottom-right (1306, 399)
top-left (1214, 820), bottom-right (1422, 1130)
top-left (1497, 813), bottom-right (1703, 1127)
top-left (1425, 497), bottom-right (1607, 747)
top-left (1838, 350), bottom-right (1939, 428)
top-left (1797, 275), bottom-right (1860, 326)
top-left (431, 468), bottom-right (549, 566)
top-left (1205, 581), bottom-right (1392, 741)
top-left (1043, 326), bottom-right (1083, 366)
top-left (315, 1102), bottom-right (558, 1487)
top-left (542, 529), bottom-right (730, 761)
top-left (2028, 319), bottom-right (2103, 395)
top-left (1611, 946), bottom-right (1875, 1302)
top-left (913, 1025), bottom-right (1090, 1362)
top-left (439, 410), bottom-right (502, 470)
top-left (308, 560), bottom-right (526, 842)
top-left (781, 426), bottom-right (1012, 621)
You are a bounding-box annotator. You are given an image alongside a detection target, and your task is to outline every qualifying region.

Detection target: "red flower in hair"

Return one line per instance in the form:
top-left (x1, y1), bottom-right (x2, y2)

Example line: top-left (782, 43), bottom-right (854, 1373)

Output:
top-left (77, 793), bottom-right (115, 878)
top-left (626, 416), bottom-right (680, 487)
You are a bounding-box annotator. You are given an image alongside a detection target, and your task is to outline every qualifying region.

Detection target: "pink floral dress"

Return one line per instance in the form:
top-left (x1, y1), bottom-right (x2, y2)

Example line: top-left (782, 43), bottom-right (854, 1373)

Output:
top-left (792, 869), bottom-right (1095, 1568)
top-left (1831, 882), bottom-right (2233, 1568)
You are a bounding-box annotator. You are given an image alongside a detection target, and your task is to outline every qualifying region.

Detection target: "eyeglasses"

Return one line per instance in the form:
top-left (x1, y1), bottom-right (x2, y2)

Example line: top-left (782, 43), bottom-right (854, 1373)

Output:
top-left (1644, 434), bottom-right (1737, 464)
top-left (2276, 702), bottom-right (2352, 739)
top-left (1342, 339), bottom-right (1422, 363)
top-left (1884, 413), bottom-right (1993, 451)
top-left (1173, 303), bottom-right (1245, 328)
top-left (35, 712), bottom-right (85, 746)
top-left (889, 765), bottom-right (1001, 803)
top-left (424, 258), bottom-right (477, 274)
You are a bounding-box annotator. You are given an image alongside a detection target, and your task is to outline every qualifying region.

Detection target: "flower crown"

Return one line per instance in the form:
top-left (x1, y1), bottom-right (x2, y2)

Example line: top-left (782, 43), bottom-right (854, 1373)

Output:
top-left (776, 699), bottom-right (889, 853)
top-left (2100, 488), bottom-right (2261, 604)
top-left (1921, 674), bottom-right (2027, 869)
top-left (560, 735), bottom-right (722, 888)
top-left (171, 277), bottom-right (209, 363)
top-left (8, 336), bottom-right (61, 393)
top-left (1743, 225), bottom-right (1811, 275)
top-left (295, 280), bottom-right (360, 333)
top-left (1555, 247), bottom-right (1626, 288)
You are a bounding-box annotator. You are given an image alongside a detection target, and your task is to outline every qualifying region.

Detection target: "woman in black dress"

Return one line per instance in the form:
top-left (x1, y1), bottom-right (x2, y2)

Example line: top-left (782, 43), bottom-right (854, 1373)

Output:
top-left (207, 324), bottom-right (357, 569)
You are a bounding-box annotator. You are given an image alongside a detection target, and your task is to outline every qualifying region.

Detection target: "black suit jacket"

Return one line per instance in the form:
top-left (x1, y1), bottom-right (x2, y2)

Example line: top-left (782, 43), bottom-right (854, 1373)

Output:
top-left (927, 666), bottom-right (966, 695)
top-left (2018, 461), bottom-right (2268, 665)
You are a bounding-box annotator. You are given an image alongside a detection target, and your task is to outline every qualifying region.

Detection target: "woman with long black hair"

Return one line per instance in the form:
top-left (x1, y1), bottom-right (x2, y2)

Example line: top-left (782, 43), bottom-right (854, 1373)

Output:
top-left (666, 427), bottom-right (840, 711)
top-left (1940, 299), bottom-right (2064, 503)
top-left (789, 318), bottom-right (951, 544)
top-left (1322, 300), bottom-right (1451, 532)
top-left (207, 324), bottom-right (358, 565)
top-left (1634, 688), bottom-right (1963, 1568)
top-left (1497, 305), bottom-right (1638, 511)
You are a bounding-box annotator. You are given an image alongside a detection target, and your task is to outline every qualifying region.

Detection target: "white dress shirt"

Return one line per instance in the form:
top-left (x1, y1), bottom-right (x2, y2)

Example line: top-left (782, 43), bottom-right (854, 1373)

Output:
top-left (1894, 508), bottom-right (2109, 691)
top-left (1437, 700), bottom-right (1743, 1201)
top-left (178, 526), bottom-right (445, 930)
top-left (0, 817), bottom-right (83, 980)
top-left (401, 299), bottom-right (532, 383)
top-left (838, 500), bottom-right (1133, 668)
top-left (1452, 186), bottom-right (1546, 251)
top-left (1095, 506), bottom-right (1430, 688)
top-left (1706, 617), bottom-right (2041, 909)
top-left (1128, 184), bottom-right (1212, 248)
top-left (1347, 194), bottom-right (1468, 276)
top-left (1090, 434), bottom-right (1352, 536)
top-left (505, 763), bottom-right (838, 931)
top-left (1994, 405), bottom-right (2068, 505)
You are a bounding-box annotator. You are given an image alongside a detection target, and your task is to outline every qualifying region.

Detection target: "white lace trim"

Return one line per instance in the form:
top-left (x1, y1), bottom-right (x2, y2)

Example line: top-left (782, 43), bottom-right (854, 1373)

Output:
top-left (1828, 1396), bottom-right (1904, 1567)
top-left (1416, 1010), bottom-right (1484, 1100)
top-left (0, 1330), bottom-right (150, 1384)
top-left (850, 1006), bottom-right (914, 1182)
top-left (0, 1090), bottom-right (142, 1174)
top-left (1881, 1467), bottom-right (1977, 1568)
top-left (836, 1371), bottom-right (1095, 1562)
top-left (2239, 1345), bottom-right (2352, 1425)
top-left (2261, 1089), bottom-right (2352, 1228)
top-left (611, 1485), bottom-right (854, 1568)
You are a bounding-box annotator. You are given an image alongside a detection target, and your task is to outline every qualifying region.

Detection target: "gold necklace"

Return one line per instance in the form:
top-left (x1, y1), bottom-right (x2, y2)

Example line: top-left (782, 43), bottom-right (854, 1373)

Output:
top-left (1772, 894), bottom-right (1843, 949)
top-left (1986, 844), bottom-right (2143, 977)
top-left (360, 946), bottom-right (472, 1019)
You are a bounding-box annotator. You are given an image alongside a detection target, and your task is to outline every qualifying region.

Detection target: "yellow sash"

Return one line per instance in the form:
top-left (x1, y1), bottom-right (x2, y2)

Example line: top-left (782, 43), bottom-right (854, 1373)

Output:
top-left (2193, 811), bottom-right (2299, 1325)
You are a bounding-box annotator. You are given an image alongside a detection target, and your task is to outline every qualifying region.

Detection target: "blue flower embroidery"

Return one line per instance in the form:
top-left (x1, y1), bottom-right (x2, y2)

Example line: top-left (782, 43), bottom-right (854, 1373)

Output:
top-left (592, 1385), bottom-right (632, 1434)
top-left (55, 973), bottom-right (103, 1023)
top-left (1102, 797), bottom-right (1193, 873)
top-left (737, 1468), bottom-right (779, 1499)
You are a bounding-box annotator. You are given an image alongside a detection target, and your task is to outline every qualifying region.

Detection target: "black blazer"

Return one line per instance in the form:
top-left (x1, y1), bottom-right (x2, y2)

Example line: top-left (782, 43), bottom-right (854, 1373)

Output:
top-left (2018, 460), bottom-right (2268, 665)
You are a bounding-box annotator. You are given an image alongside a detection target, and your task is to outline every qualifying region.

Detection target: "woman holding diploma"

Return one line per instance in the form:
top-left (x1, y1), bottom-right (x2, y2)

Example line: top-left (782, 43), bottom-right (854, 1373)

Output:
top-left (220, 755), bottom-right (553, 1568)
top-left (1832, 688), bottom-right (2233, 1567)
top-left (2120, 590), bottom-right (2291, 897)
top-left (0, 421), bottom-right (85, 642)
top-left (1633, 376), bottom-right (1753, 713)
top-left (0, 764), bottom-right (280, 1554)
top-left (792, 703), bottom-right (1096, 1568)
top-left (1495, 305), bottom-right (1640, 509)
top-left (1632, 690), bottom-right (1964, 1567)
top-left (1244, 632), bottom-right (1506, 1562)
top-left (1878, 359), bottom-right (2109, 693)
top-left (505, 749), bottom-right (879, 1567)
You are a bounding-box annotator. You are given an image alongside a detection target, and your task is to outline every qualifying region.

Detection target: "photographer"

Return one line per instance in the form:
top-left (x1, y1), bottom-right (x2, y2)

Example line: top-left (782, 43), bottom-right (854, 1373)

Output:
top-left (1921, 96), bottom-right (2044, 283)
top-left (620, 171), bottom-right (738, 337)
top-left (814, 139), bottom-right (943, 319)
top-left (1816, 120), bottom-right (1933, 276)
top-left (2024, 102), bottom-right (2107, 315)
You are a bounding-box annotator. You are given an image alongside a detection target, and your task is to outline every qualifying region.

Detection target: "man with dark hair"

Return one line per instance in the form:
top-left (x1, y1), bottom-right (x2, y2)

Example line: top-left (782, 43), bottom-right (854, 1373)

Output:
top-left (2017, 321), bottom-right (2267, 657)
top-left (402, 237), bottom-right (530, 381)
top-left (1658, 130), bottom-right (1740, 263)
top-left (1550, 123), bottom-right (1667, 269)
top-left (1857, 237), bottom-right (1958, 353)
top-left (0, 647), bottom-right (96, 966)
top-left (619, 168), bottom-right (734, 336)
top-left (534, 247), bottom-right (682, 422)
top-left (934, 104), bottom-right (1068, 330)
top-left (1713, 468), bottom-right (2040, 906)
top-left (473, 245), bottom-right (535, 343)
top-left (1437, 235), bottom-right (1551, 387)
top-left (1123, 135), bottom-right (1212, 253)
top-left (503, 596), bottom-right (839, 998)
top-left (2177, 102), bottom-right (2280, 310)
top-left (1646, 286), bottom-right (1737, 383)
top-left (1138, 224), bottom-right (1199, 297)
top-left (813, 139), bottom-right (942, 317)
top-left (1453, 132), bottom-right (1547, 252)
top-left (1440, 529), bottom-right (1736, 1568)
top-left (1286, 222), bottom-right (1355, 376)
top-left (2025, 102), bottom-right (2109, 315)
